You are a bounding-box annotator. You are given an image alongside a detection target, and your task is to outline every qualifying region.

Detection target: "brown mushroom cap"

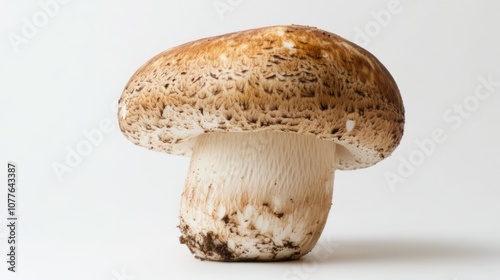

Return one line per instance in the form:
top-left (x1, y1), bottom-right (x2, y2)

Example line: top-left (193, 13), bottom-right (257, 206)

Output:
top-left (118, 25), bottom-right (404, 170)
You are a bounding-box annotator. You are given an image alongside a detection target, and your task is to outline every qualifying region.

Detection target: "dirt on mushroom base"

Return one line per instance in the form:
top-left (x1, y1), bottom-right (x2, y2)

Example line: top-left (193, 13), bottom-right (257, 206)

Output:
top-left (178, 217), bottom-right (302, 261)
top-left (179, 227), bottom-right (235, 261)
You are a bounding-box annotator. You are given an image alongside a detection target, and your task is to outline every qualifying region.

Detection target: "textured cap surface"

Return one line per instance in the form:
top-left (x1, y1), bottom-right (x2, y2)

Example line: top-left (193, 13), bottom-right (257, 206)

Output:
top-left (118, 25), bottom-right (404, 170)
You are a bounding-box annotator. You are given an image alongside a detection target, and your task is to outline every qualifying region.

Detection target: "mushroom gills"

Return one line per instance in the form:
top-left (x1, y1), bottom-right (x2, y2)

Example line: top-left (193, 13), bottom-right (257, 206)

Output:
top-left (179, 130), bottom-right (336, 261)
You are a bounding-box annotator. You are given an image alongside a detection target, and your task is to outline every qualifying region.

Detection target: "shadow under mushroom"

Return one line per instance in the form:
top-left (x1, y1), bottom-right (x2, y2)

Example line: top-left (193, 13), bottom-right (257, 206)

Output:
top-left (299, 237), bottom-right (500, 265)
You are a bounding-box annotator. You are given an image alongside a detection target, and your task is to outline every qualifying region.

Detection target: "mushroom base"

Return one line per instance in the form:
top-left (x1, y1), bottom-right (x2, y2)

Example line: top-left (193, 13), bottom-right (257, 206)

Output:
top-left (179, 131), bottom-right (336, 261)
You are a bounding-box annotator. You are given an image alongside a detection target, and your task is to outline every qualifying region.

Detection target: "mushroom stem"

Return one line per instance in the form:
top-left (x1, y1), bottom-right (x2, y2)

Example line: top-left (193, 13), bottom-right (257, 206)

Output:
top-left (179, 131), bottom-right (336, 261)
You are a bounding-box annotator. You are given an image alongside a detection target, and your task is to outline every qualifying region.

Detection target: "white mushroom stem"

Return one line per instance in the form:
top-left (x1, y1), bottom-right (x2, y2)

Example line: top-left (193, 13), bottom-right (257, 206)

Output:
top-left (179, 131), bottom-right (336, 261)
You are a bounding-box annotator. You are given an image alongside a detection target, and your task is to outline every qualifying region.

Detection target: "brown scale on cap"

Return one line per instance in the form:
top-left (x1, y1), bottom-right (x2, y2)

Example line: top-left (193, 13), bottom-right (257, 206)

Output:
top-left (118, 25), bottom-right (404, 170)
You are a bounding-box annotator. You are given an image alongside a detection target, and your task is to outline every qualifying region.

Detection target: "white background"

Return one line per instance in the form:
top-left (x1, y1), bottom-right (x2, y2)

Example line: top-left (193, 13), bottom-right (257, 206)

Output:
top-left (1, 0), bottom-right (500, 279)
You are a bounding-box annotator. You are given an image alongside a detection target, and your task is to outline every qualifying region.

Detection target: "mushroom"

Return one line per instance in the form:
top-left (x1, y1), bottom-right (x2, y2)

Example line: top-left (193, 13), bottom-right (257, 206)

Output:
top-left (118, 25), bottom-right (404, 261)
